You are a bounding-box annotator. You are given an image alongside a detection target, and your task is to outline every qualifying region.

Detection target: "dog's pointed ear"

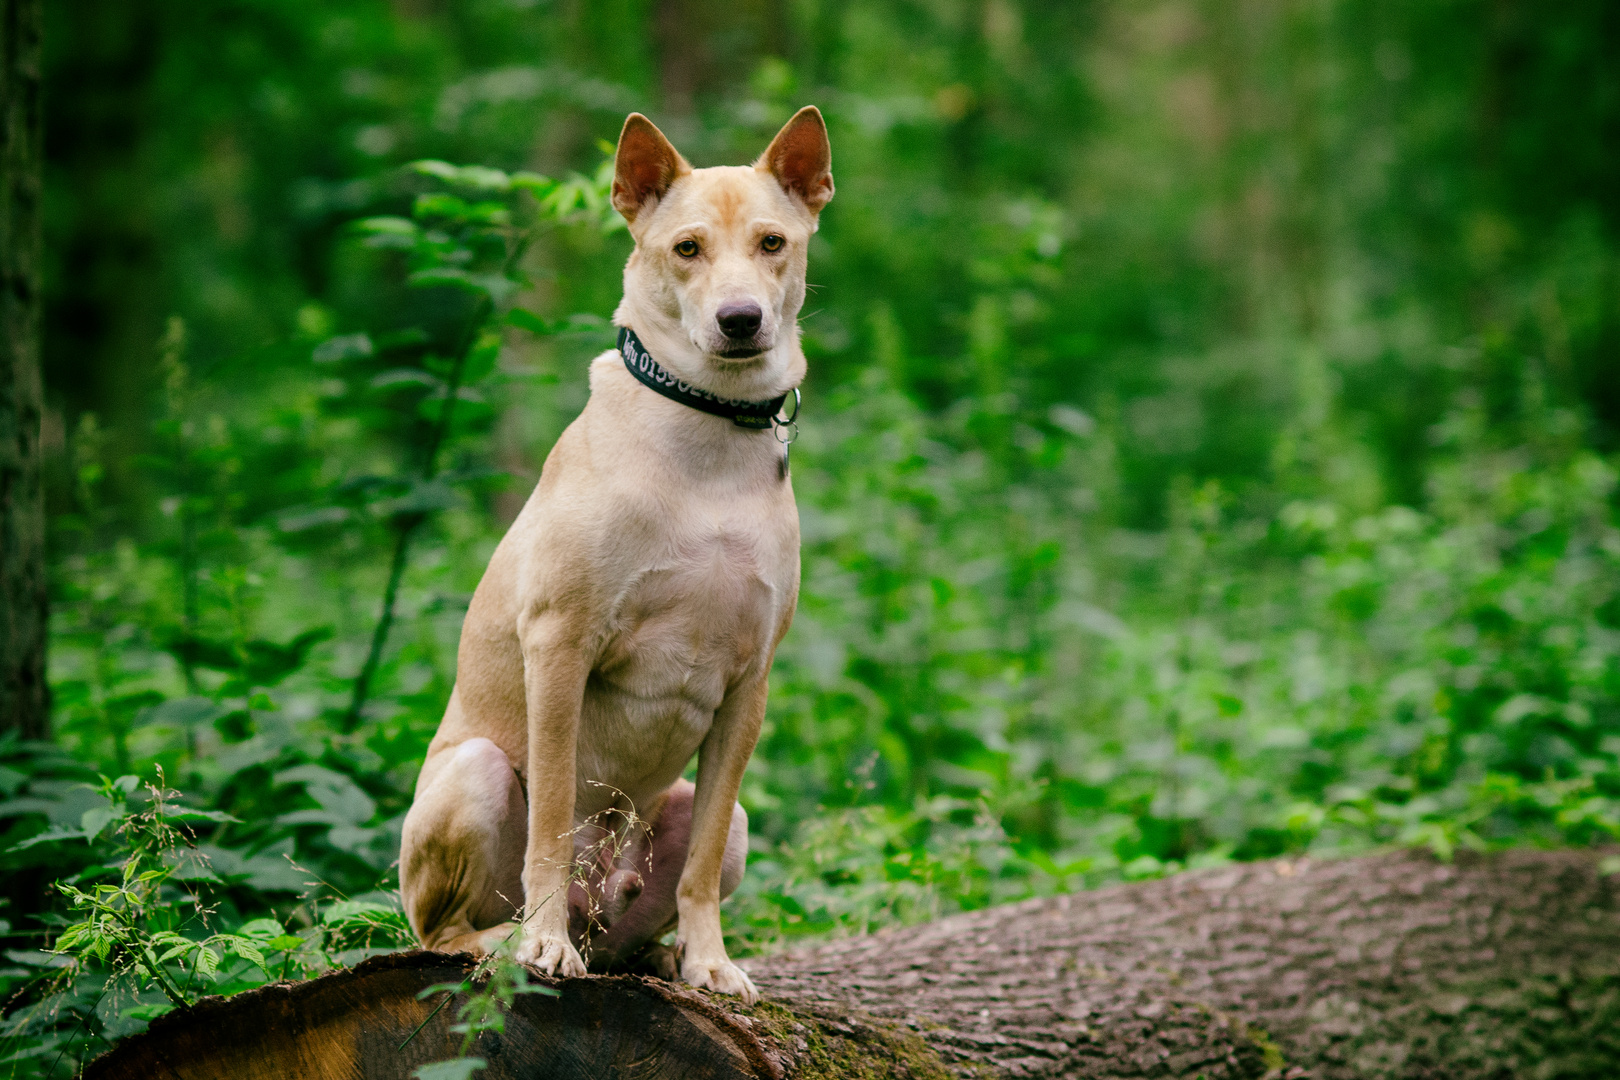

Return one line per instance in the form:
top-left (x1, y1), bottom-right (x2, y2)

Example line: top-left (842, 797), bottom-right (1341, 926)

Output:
top-left (612, 113), bottom-right (690, 224)
top-left (756, 106), bottom-right (834, 216)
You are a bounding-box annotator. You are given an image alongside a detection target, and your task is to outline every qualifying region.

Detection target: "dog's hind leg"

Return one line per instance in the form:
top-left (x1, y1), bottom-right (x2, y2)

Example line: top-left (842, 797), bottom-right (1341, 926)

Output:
top-left (400, 737), bottom-right (527, 956)
top-left (581, 778), bottom-right (747, 973)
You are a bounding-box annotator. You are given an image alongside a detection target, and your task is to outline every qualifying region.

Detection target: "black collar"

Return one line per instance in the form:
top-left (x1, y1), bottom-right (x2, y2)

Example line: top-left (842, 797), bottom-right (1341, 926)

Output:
top-left (617, 325), bottom-right (793, 430)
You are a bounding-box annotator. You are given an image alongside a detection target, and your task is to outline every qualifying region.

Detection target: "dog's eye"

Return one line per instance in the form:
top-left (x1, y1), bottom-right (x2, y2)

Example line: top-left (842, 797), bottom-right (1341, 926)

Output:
top-left (760, 234), bottom-right (785, 253)
top-left (674, 239), bottom-right (700, 258)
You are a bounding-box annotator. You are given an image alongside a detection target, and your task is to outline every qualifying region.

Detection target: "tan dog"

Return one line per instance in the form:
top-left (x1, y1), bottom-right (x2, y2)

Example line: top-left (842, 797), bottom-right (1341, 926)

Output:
top-left (398, 107), bottom-right (833, 1003)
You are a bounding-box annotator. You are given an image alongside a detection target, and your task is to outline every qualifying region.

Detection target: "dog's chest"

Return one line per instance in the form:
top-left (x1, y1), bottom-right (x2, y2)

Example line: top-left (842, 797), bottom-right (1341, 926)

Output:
top-left (593, 526), bottom-right (780, 706)
top-left (573, 522), bottom-right (784, 807)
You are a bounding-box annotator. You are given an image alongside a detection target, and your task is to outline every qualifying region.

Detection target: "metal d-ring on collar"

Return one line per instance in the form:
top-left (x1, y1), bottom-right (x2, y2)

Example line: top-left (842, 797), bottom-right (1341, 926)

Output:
top-left (773, 387), bottom-right (800, 446)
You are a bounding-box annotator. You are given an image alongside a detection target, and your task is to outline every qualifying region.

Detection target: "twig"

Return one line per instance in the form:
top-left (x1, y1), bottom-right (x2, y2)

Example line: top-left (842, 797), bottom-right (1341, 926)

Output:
top-left (44, 980), bottom-right (110, 1080)
top-left (397, 980), bottom-right (468, 1052)
top-left (341, 519), bottom-right (418, 732)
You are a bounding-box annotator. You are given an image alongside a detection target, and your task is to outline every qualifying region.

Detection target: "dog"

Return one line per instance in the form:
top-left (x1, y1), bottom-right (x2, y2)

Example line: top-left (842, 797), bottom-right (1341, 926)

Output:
top-left (398, 106), bottom-right (833, 1003)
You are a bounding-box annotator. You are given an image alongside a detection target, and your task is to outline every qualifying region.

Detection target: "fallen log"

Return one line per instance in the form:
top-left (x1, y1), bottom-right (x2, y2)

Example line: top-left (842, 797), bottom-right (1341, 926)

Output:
top-left (757, 846), bottom-right (1620, 1078)
top-left (84, 847), bottom-right (1620, 1079)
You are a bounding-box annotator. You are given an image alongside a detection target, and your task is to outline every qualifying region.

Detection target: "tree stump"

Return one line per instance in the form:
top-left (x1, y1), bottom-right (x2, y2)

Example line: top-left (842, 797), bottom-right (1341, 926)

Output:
top-left (84, 848), bottom-right (1620, 1079)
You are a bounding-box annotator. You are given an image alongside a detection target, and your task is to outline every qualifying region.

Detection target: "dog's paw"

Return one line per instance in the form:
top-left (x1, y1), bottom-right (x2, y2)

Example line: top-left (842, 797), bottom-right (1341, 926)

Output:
top-left (514, 931), bottom-right (588, 977)
top-left (682, 955), bottom-right (759, 1004)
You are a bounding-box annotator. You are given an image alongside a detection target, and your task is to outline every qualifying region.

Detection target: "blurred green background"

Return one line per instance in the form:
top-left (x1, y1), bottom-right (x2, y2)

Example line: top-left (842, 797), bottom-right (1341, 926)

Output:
top-left (4, 0), bottom-right (1620, 1063)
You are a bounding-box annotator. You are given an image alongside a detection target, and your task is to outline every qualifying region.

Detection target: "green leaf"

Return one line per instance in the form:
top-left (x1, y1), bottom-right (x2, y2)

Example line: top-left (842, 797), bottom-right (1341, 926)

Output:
top-left (351, 218), bottom-right (419, 250)
top-left (409, 159), bottom-right (511, 192)
top-left (416, 386), bottom-right (487, 423)
top-left (80, 806), bottom-right (121, 841)
top-left (196, 947), bottom-right (219, 976)
top-left (276, 505), bottom-right (352, 533)
top-left (125, 1002), bottom-right (176, 1022)
top-left (235, 918), bottom-right (286, 940)
top-left (505, 308), bottom-right (560, 336)
top-left (164, 808), bottom-right (240, 825)
top-left (509, 172), bottom-right (556, 196)
top-left (412, 192), bottom-right (472, 220)
top-left (451, 166), bottom-right (512, 191)
top-left (10, 825), bottom-right (88, 852)
top-left (380, 479), bottom-right (457, 517)
top-left (406, 267), bottom-right (511, 302)
top-left (413, 1059), bottom-right (487, 1080)
top-left (236, 626), bottom-right (334, 686)
top-left (227, 938), bottom-right (267, 968)
top-left (460, 334), bottom-right (502, 385)
top-left (353, 215), bottom-right (418, 235)
top-left (370, 368), bottom-right (444, 392)
top-left (313, 333), bottom-right (375, 364)
top-left (325, 899), bottom-right (404, 924)
top-left (409, 160), bottom-right (461, 182)
top-left (141, 696), bottom-right (228, 729)
top-left (505, 310), bottom-right (608, 337)
top-left (157, 942), bottom-right (197, 963)
top-left (511, 980), bottom-right (560, 998)
top-left (417, 979), bottom-right (471, 999)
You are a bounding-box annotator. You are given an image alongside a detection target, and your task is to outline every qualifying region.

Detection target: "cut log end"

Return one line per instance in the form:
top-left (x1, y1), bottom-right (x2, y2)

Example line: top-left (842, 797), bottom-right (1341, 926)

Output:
top-left (80, 951), bottom-right (966, 1080)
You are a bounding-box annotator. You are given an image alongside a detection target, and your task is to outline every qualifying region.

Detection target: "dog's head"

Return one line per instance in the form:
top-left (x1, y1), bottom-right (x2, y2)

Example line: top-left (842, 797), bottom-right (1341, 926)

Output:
top-left (611, 108), bottom-right (833, 401)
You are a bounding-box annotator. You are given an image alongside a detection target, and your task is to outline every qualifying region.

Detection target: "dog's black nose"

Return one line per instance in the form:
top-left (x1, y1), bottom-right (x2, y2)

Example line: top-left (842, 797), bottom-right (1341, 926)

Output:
top-left (716, 302), bottom-right (763, 340)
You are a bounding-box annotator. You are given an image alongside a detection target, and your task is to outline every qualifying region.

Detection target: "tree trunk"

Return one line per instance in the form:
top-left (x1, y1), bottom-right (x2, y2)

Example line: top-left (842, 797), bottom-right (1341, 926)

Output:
top-left (84, 848), bottom-right (1620, 1079)
top-left (0, 0), bottom-right (45, 741)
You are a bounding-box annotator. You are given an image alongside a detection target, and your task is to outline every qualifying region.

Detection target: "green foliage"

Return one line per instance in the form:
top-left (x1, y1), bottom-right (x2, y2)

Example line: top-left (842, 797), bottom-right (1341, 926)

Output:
top-left (732, 365), bottom-right (1620, 949)
top-left (15, 0), bottom-right (1620, 1072)
top-left (0, 771), bottom-right (415, 1074)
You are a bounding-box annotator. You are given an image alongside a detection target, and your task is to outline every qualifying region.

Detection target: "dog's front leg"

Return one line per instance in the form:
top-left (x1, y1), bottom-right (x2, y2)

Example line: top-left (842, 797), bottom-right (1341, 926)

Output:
top-left (512, 614), bottom-right (590, 977)
top-left (677, 676), bottom-right (765, 1003)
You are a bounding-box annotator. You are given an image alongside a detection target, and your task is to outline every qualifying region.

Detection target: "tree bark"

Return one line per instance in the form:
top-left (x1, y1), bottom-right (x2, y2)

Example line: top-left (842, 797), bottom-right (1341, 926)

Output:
top-left (0, 0), bottom-right (45, 741)
top-left (83, 848), bottom-right (1620, 1079)
top-left (755, 846), bottom-right (1620, 1079)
